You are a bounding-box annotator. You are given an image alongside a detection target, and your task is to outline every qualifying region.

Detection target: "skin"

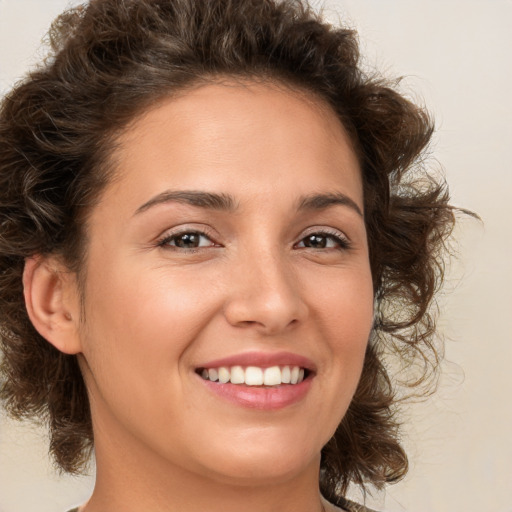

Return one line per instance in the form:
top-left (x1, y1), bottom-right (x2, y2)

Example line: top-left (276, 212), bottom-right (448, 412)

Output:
top-left (25, 81), bottom-right (374, 512)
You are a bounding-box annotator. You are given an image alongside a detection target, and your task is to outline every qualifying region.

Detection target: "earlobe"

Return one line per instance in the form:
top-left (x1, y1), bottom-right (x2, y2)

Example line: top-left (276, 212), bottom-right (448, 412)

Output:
top-left (23, 256), bottom-right (82, 355)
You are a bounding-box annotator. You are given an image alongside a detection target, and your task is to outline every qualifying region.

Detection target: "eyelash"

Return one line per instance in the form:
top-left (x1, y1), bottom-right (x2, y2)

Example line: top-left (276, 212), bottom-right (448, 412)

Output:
top-left (295, 229), bottom-right (351, 251)
top-left (156, 229), bottom-right (218, 252)
top-left (156, 228), bottom-right (351, 252)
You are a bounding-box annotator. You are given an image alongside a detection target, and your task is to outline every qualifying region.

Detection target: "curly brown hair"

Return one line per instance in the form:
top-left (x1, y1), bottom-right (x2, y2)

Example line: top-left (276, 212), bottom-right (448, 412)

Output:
top-left (0, 0), bottom-right (455, 504)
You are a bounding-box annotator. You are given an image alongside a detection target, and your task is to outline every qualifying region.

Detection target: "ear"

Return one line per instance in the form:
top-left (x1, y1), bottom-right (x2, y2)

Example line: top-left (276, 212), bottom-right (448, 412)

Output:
top-left (23, 255), bottom-right (82, 355)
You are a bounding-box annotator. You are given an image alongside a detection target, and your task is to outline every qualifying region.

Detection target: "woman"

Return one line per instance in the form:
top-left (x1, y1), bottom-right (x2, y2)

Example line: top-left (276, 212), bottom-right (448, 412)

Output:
top-left (0, 1), bottom-right (455, 511)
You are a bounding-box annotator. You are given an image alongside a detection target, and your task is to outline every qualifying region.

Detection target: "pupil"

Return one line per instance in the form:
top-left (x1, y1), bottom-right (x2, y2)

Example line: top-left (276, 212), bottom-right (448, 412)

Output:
top-left (305, 234), bottom-right (326, 248)
top-left (176, 233), bottom-right (199, 248)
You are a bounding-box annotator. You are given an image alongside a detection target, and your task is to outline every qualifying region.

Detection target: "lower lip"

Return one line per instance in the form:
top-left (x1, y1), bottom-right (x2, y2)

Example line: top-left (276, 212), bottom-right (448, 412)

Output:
top-left (198, 375), bottom-right (313, 410)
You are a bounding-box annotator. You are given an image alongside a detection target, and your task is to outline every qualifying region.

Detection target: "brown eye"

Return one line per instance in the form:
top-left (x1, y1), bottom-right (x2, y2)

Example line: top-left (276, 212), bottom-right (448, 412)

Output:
top-left (296, 232), bottom-right (350, 250)
top-left (303, 234), bottom-right (328, 249)
top-left (160, 231), bottom-right (215, 249)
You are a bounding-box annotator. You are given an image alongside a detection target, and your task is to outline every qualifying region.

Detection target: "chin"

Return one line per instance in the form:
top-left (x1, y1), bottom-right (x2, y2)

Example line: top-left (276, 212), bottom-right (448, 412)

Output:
top-left (192, 433), bottom-right (322, 486)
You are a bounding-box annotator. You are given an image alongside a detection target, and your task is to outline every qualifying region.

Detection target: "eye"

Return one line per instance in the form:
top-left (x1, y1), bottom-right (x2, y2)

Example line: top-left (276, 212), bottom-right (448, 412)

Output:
top-left (158, 231), bottom-right (216, 249)
top-left (295, 231), bottom-right (350, 250)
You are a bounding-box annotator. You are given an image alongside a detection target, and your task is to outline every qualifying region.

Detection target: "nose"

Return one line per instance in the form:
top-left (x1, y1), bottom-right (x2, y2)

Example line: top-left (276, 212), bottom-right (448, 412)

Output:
top-left (223, 249), bottom-right (308, 335)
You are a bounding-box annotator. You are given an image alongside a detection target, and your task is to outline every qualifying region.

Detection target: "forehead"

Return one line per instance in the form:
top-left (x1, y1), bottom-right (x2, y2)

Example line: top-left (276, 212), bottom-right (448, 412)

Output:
top-left (103, 80), bottom-right (362, 213)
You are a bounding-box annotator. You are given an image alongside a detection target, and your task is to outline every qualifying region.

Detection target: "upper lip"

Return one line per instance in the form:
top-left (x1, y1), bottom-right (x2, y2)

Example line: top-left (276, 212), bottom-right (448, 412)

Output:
top-left (196, 351), bottom-right (316, 372)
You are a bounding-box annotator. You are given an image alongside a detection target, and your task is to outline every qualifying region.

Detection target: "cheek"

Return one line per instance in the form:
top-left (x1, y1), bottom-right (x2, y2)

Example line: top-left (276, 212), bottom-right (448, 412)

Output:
top-left (76, 263), bottom-right (224, 445)
top-left (312, 263), bottom-right (374, 336)
top-left (308, 264), bottom-right (374, 388)
top-left (79, 261), bottom-right (222, 379)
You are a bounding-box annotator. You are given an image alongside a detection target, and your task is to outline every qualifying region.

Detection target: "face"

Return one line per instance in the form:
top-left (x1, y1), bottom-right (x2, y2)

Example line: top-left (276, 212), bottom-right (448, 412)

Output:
top-left (74, 81), bottom-right (374, 486)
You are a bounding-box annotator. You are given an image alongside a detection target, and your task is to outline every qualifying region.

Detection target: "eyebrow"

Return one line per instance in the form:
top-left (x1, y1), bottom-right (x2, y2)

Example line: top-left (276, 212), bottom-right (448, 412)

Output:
top-left (297, 192), bottom-right (363, 217)
top-left (134, 189), bottom-right (363, 217)
top-left (134, 190), bottom-right (238, 215)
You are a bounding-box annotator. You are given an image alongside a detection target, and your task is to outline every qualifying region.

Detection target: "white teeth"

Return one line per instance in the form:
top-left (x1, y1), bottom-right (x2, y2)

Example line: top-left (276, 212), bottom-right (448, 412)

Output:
top-left (199, 365), bottom-right (307, 386)
top-left (245, 366), bottom-right (264, 386)
top-left (230, 365), bottom-right (245, 384)
top-left (263, 366), bottom-right (281, 386)
top-left (218, 367), bottom-right (230, 383)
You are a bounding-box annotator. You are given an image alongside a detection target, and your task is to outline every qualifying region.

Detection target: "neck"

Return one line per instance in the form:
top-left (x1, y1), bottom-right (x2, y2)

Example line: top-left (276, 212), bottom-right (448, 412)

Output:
top-left (83, 419), bottom-right (329, 512)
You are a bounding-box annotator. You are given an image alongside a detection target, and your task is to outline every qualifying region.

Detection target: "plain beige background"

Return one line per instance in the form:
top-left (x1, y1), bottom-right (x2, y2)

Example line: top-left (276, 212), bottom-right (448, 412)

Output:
top-left (1, 1), bottom-right (511, 511)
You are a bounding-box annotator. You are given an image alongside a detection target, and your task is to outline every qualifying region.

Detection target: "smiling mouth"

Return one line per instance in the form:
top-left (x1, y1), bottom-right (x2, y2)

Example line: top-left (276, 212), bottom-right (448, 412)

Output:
top-left (196, 365), bottom-right (311, 386)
